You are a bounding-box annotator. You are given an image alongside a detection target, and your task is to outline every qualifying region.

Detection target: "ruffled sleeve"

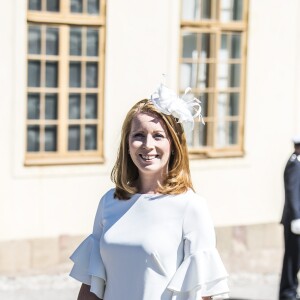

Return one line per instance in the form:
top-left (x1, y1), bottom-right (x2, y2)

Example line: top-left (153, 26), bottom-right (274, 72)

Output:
top-left (167, 194), bottom-right (229, 300)
top-left (69, 196), bottom-right (106, 299)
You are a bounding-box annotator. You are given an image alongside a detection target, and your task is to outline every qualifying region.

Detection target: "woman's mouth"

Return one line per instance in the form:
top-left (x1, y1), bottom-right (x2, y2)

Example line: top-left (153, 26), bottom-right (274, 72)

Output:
top-left (139, 154), bottom-right (159, 161)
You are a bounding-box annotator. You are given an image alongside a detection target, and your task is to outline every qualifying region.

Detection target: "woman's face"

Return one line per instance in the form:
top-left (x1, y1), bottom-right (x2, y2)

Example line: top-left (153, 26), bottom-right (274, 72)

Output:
top-left (128, 112), bottom-right (172, 182)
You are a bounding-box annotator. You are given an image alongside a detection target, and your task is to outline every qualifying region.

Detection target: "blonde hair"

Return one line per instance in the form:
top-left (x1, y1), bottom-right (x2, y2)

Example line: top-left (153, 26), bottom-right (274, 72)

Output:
top-left (111, 99), bottom-right (194, 199)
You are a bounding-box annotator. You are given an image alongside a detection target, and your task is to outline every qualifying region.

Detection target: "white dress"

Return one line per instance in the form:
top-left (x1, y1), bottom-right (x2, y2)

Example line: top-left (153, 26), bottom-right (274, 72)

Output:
top-left (70, 189), bottom-right (229, 300)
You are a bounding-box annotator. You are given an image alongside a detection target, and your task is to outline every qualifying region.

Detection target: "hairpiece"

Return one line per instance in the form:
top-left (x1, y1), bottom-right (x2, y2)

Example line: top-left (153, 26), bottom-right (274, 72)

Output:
top-left (150, 82), bottom-right (205, 132)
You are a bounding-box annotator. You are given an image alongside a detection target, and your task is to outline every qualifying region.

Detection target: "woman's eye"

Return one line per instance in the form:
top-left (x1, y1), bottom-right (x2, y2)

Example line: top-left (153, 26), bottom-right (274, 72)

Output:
top-left (133, 133), bottom-right (144, 138)
top-left (154, 134), bottom-right (164, 139)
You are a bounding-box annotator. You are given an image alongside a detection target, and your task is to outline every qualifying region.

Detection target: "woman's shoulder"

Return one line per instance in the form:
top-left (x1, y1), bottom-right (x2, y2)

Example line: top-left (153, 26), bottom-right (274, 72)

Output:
top-left (179, 189), bottom-right (207, 205)
top-left (99, 188), bottom-right (116, 205)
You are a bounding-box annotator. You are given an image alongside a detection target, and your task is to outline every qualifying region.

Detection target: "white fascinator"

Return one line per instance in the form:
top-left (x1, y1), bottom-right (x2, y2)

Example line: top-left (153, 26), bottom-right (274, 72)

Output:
top-left (150, 80), bottom-right (204, 132)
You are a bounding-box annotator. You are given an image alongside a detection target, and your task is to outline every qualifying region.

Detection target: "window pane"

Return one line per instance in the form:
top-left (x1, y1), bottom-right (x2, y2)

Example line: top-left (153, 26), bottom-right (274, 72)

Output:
top-left (88, 0), bottom-right (99, 15)
top-left (28, 60), bottom-right (41, 87)
top-left (197, 63), bottom-right (210, 88)
top-left (85, 125), bottom-right (97, 150)
top-left (69, 94), bottom-right (81, 119)
top-left (229, 93), bottom-right (239, 116)
top-left (229, 121), bottom-right (239, 144)
top-left (198, 93), bottom-right (209, 117)
top-left (28, 26), bottom-right (41, 54)
top-left (47, 0), bottom-right (59, 12)
top-left (180, 63), bottom-right (197, 89)
top-left (45, 94), bottom-right (58, 119)
top-left (86, 94), bottom-right (97, 119)
top-left (219, 34), bottom-right (229, 60)
top-left (27, 125), bottom-right (40, 152)
top-left (182, 32), bottom-right (197, 59)
top-left (68, 125), bottom-right (80, 151)
top-left (218, 93), bottom-right (239, 117)
top-left (200, 33), bottom-right (211, 59)
top-left (45, 126), bottom-right (57, 151)
top-left (217, 63), bottom-right (229, 88)
top-left (233, 0), bottom-right (243, 20)
top-left (87, 28), bottom-right (99, 56)
top-left (70, 27), bottom-right (82, 56)
top-left (217, 120), bottom-right (239, 147)
top-left (230, 64), bottom-right (240, 87)
top-left (231, 34), bottom-right (241, 58)
top-left (46, 27), bottom-right (59, 55)
top-left (69, 62), bottom-right (81, 87)
top-left (186, 121), bottom-right (208, 147)
top-left (86, 62), bottom-right (98, 88)
top-left (182, 0), bottom-right (199, 21)
top-left (220, 0), bottom-right (243, 22)
top-left (28, 0), bottom-right (41, 10)
top-left (218, 93), bottom-right (227, 120)
top-left (46, 62), bottom-right (58, 87)
top-left (27, 93), bottom-right (40, 119)
top-left (71, 0), bottom-right (83, 13)
top-left (201, 0), bottom-right (211, 19)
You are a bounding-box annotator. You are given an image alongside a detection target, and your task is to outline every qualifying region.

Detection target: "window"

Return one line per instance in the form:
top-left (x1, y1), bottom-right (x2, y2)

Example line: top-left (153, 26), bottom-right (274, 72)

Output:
top-left (180, 0), bottom-right (248, 158)
top-left (26, 0), bottom-right (106, 165)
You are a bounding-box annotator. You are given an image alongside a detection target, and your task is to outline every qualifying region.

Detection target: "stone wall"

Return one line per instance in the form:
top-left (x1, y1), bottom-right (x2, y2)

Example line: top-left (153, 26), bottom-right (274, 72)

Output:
top-left (0, 223), bottom-right (284, 275)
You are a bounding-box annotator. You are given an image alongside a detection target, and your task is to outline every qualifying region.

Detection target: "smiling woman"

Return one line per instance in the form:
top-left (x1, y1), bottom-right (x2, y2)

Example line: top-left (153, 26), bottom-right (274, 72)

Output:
top-left (69, 83), bottom-right (229, 300)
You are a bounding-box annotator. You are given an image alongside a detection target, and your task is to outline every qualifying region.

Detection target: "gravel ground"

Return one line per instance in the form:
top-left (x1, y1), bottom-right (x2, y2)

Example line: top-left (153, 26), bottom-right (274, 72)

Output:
top-left (0, 271), bottom-right (297, 300)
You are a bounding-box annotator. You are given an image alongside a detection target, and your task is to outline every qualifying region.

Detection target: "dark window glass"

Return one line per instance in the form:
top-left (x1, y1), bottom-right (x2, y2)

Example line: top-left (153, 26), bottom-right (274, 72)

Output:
top-left (28, 26), bottom-right (41, 54)
top-left (28, 60), bottom-right (41, 87)
top-left (28, 93), bottom-right (40, 120)
top-left (85, 125), bottom-right (97, 150)
top-left (69, 62), bottom-right (81, 87)
top-left (71, 0), bottom-right (83, 13)
top-left (68, 125), bottom-right (80, 150)
top-left (69, 94), bottom-right (81, 119)
top-left (46, 62), bottom-right (58, 87)
top-left (86, 94), bottom-right (97, 119)
top-left (46, 27), bottom-right (59, 55)
top-left (45, 94), bottom-right (58, 119)
top-left (28, 0), bottom-right (41, 11)
top-left (46, 0), bottom-right (60, 12)
top-left (45, 126), bottom-right (57, 151)
top-left (27, 125), bottom-right (40, 152)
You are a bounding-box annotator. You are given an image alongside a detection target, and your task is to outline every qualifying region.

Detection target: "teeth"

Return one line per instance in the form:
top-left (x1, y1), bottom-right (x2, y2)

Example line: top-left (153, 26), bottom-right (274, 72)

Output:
top-left (141, 155), bottom-right (157, 160)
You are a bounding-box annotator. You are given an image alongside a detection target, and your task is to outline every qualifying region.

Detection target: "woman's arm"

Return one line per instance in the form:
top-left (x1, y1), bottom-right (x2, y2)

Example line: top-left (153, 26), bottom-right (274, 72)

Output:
top-left (202, 297), bottom-right (211, 300)
top-left (77, 284), bottom-right (102, 300)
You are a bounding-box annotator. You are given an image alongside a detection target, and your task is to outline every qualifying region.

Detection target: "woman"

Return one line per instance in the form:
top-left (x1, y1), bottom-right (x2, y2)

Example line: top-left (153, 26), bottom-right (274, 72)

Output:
top-left (70, 83), bottom-right (229, 300)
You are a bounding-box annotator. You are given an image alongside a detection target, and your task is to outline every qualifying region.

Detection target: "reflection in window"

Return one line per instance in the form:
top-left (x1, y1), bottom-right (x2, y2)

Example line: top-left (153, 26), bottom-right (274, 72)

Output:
top-left (28, 26), bottom-right (41, 54)
top-left (85, 125), bottom-right (97, 150)
top-left (27, 126), bottom-right (40, 152)
top-left (45, 94), bottom-right (58, 120)
top-left (28, 94), bottom-right (40, 119)
top-left (46, 62), bottom-right (58, 87)
top-left (220, 0), bottom-right (243, 22)
top-left (46, 28), bottom-right (59, 55)
top-left (69, 94), bottom-right (81, 119)
top-left (182, 0), bottom-right (211, 21)
top-left (68, 125), bottom-right (81, 150)
top-left (28, 61), bottom-right (41, 87)
top-left (70, 27), bottom-right (82, 56)
top-left (46, 0), bottom-right (59, 12)
top-left (45, 126), bottom-right (57, 151)
top-left (86, 94), bottom-right (97, 119)
top-left (69, 62), bottom-right (81, 87)
top-left (29, 0), bottom-right (41, 11)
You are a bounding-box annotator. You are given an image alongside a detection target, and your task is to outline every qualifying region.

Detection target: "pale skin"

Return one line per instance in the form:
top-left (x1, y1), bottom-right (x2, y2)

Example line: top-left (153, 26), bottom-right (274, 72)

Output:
top-left (77, 113), bottom-right (211, 300)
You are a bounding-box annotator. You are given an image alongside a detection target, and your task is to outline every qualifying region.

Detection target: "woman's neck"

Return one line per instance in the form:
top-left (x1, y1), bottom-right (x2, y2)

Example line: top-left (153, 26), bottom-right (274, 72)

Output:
top-left (137, 174), bottom-right (164, 194)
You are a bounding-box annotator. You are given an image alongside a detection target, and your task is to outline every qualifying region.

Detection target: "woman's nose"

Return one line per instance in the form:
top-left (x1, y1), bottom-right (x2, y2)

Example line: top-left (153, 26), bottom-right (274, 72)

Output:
top-left (143, 135), bottom-right (154, 149)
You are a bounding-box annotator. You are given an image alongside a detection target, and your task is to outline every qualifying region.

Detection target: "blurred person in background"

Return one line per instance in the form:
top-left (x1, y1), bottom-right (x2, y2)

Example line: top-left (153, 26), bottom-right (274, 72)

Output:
top-left (279, 136), bottom-right (300, 300)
